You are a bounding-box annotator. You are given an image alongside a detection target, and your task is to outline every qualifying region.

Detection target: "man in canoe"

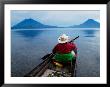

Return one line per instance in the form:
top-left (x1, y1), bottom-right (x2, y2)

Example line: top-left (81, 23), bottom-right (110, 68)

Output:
top-left (52, 34), bottom-right (77, 65)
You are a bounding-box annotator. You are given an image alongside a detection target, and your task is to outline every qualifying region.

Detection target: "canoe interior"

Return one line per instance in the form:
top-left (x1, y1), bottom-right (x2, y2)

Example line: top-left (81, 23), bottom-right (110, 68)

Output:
top-left (41, 61), bottom-right (73, 77)
top-left (24, 53), bottom-right (76, 77)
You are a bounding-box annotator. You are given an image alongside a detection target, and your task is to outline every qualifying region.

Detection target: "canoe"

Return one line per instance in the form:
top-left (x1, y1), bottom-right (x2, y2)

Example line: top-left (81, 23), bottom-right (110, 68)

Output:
top-left (24, 53), bottom-right (77, 77)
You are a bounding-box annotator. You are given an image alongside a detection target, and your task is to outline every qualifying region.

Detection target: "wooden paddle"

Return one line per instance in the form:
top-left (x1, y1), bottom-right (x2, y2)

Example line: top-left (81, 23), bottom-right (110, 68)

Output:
top-left (69, 36), bottom-right (79, 43)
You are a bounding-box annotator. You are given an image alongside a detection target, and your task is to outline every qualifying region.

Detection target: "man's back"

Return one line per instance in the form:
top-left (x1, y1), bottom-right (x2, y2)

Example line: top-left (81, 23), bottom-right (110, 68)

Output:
top-left (53, 42), bottom-right (76, 54)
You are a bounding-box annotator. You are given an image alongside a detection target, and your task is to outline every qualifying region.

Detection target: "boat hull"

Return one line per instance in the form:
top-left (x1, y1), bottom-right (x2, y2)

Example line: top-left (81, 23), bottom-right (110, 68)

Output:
top-left (24, 53), bottom-right (77, 77)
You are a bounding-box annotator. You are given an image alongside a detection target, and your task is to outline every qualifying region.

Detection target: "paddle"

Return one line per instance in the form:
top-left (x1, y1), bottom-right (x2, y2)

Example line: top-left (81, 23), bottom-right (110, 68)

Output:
top-left (69, 36), bottom-right (79, 43)
top-left (42, 36), bottom-right (79, 60)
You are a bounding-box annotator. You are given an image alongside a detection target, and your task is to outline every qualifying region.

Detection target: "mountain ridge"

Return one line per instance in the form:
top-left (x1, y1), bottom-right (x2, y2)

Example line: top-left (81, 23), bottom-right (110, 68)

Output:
top-left (70, 19), bottom-right (100, 28)
top-left (11, 18), bottom-right (100, 29)
top-left (11, 18), bottom-right (58, 29)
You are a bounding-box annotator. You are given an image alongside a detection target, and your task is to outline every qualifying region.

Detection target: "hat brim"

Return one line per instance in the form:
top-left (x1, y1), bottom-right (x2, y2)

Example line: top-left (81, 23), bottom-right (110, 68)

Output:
top-left (58, 38), bottom-right (68, 43)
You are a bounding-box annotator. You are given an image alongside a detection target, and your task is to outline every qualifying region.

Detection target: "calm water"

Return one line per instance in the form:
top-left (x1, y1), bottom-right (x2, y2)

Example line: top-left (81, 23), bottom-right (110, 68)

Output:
top-left (11, 28), bottom-right (100, 77)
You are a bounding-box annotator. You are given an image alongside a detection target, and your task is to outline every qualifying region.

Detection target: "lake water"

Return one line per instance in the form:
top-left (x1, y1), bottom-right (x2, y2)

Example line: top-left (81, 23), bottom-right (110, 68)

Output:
top-left (11, 28), bottom-right (100, 77)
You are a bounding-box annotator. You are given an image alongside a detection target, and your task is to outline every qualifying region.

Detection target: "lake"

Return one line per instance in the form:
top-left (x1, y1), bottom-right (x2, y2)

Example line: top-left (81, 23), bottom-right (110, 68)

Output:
top-left (11, 28), bottom-right (100, 77)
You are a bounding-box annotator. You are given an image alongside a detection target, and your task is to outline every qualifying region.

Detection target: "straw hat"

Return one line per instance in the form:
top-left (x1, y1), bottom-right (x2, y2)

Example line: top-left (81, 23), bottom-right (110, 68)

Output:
top-left (58, 34), bottom-right (69, 43)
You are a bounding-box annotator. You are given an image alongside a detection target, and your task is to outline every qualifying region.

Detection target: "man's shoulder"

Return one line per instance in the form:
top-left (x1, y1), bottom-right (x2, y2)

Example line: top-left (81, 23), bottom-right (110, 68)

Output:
top-left (68, 42), bottom-right (74, 44)
top-left (55, 43), bottom-right (61, 47)
top-left (68, 42), bottom-right (76, 46)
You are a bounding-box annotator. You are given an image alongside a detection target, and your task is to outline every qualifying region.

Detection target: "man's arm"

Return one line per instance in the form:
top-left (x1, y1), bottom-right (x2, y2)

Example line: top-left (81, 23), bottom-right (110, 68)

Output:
top-left (52, 45), bottom-right (58, 54)
top-left (71, 43), bottom-right (77, 55)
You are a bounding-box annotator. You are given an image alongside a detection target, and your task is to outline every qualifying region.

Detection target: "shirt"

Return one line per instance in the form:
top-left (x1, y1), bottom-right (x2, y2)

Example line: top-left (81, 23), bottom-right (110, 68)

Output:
top-left (52, 42), bottom-right (77, 54)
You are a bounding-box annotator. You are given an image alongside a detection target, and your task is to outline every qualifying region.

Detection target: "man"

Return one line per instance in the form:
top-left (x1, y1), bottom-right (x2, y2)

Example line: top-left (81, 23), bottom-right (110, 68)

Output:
top-left (52, 34), bottom-right (77, 64)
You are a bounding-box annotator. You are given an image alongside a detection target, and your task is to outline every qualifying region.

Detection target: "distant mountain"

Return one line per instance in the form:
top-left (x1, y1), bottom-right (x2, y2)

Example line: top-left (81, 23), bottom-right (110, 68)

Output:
top-left (11, 18), bottom-right (58, 29)
top-left (11, 18), bottom-right (100, 29)
top-left (70, 19), bottom-right (100, 28)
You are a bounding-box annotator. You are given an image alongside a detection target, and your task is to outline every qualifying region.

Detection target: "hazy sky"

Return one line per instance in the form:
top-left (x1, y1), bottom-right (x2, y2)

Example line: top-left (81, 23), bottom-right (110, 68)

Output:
top-left (11, 10), bottom-right (100, 27)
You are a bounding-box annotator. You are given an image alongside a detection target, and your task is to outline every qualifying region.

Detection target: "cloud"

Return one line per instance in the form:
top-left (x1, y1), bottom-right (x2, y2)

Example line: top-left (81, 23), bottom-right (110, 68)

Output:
top-left (11, 10), bottom-right (100, 27)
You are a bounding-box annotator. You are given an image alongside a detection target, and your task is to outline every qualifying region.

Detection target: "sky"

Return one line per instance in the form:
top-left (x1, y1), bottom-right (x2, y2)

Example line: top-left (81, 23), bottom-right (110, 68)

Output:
top-left (11, 10), bottom-right (100, 27)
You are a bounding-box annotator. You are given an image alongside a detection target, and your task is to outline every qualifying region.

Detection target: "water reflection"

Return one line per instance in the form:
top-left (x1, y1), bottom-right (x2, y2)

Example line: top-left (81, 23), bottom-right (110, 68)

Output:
top-left (15, 30), bottom-right (43, 38)
top-left (83, 30), bottom-right (98, 37)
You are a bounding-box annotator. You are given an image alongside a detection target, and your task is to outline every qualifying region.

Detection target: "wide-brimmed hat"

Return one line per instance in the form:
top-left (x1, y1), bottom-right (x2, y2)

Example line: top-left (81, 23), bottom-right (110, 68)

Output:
top-left (58, 34), bottom-right (69, 43)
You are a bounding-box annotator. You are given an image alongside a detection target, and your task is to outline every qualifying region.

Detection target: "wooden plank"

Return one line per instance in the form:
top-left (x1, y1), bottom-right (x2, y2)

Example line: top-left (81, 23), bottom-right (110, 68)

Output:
top-left (35, 61), bottom-right (51, 76)
top-left (24, 54), bottom-right (77, 77)
top-left (24, 56), bottom-right (52, 77)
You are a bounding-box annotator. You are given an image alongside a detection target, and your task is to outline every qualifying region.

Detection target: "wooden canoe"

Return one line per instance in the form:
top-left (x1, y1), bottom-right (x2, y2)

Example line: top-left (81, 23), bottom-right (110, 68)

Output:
top-left (24, 53), bottom-right (77, 77)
